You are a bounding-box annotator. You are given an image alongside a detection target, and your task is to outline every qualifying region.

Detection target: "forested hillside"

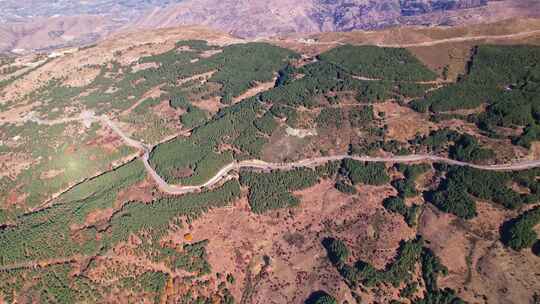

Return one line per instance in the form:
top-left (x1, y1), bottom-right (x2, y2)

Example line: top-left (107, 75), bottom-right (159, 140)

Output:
top-left (1, 28), bottom-right (540, 303)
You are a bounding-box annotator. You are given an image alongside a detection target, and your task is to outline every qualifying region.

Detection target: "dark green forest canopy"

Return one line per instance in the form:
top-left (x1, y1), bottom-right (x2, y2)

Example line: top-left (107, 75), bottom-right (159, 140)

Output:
top-left (428, 165), bottom-right (540, 219)
top-left (239, 162), bottom-right (338, 213)
top-left (415, 45), bottom-right (540, 144)
top-left (323, 237), bottom-right (466, 303)
top-left (149, 98), bottom-right (270, 184)
top-left (0, 159), bottom-right (240, 267)
top-left (318, 44), bottom-right (438, 81)
top-left (501, 206), bottom-right (540, 251)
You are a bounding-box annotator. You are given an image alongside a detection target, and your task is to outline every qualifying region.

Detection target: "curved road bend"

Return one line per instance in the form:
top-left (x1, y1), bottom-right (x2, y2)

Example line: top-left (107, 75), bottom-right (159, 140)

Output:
top-left (4, 112), bottom-right (540, 196)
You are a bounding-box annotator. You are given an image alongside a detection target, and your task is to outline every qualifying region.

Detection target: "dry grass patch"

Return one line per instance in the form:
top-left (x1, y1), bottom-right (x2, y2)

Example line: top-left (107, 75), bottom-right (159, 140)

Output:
top-left (374, 102), bottom-right (433, 141)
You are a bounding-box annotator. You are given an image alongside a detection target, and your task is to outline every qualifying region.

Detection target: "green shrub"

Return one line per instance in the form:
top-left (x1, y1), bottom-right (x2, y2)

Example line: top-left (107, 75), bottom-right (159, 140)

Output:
top-left (335, 180), bottom-right (357, 194)
top-left (501, 206), bottom-right (540, 251)
top-left (383, 196), bottom-right (421, 227)
top-left (316, 108), bottom-right (343, 128)
top-left (322, 238), bottom-right (350, 264)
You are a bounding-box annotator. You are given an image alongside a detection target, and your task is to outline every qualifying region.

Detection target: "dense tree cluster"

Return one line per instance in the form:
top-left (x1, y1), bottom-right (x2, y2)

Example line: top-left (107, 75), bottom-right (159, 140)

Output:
top-left (501, 206), bottom-right (540, 251)
top-left (239, 168), bottom-right (320, 213)
top-left (150, 98), bottom-right (279, 183)
top-left (417, 248), bottom-right (466, 304)
top-left (324, 237), bottom-right (423, 287)
top-left (316, 108), bottom-right (344, 128)
top-left (239, 163), bottom-right (339, 213)
top-left (340, 159), bottom-right (390, 186)
top-left (412, 45), bottom-right (540, 147)
top-left (322, 237), bottom-right (466, 303)
top-left (348, 105), bottom-right (375, 128)
top-left (0, 160), bottom-right (146, 266)
top-left (110, 180), bottom-right (240, 244)
top-left (0, 159), bottom-right (241, 271)
top-left (205, 42), bottom-right (299, 101)
top-left (428, 166), bottom-right (540, 219)
top-left (397, 83), bottom-right (434, 98)
top-left (305, 291), bottom-right (338, 304)
top-left (410, 129), bottom-right (494, 163)
top-left (149, 137), bottom-right (233, 185)
top-left (383, 196), bottom-right (421, 227)
top-left (318, 45), bottom-right (438, 81)
top-left (392, 164), bottom-right (431, 198)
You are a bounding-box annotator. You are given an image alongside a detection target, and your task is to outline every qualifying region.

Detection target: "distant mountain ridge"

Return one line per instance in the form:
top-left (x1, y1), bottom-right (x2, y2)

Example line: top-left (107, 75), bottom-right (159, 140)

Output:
top-left (0, 0), bottom-right (538, 53)
top-left (128, 0), bottom-right (534, 37)
top-left (130, 0), bottom-right (494, 36)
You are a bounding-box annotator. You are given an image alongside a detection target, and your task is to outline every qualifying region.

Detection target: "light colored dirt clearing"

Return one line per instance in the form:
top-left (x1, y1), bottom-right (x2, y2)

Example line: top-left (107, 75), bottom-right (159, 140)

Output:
top-left (233, 78), bottom-right (277, 103)
top-left (192, 96), bottom-right (223, 115)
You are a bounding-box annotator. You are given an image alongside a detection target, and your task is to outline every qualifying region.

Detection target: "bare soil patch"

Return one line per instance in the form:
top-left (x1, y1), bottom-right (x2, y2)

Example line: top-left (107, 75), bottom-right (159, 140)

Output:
top-left (192, 96), bottom-right (223, 115)
top-left (419, 205), bottom-right (540, 304)
top-left (374, 102), bottom-right (433, 141)
top-left (40, 169), bottom-right (65, 180)
top-left (163, 180), bottom-right (415, 303)
top-left (63, 65), bottom-right (102, 87)
top-left (0, 152), bottom-right (33, 179)
top-left (232, 78), bottom-right (277, 103)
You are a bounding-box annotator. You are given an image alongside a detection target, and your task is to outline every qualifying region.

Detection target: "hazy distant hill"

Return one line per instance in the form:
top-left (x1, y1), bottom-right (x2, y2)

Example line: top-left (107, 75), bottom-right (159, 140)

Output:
top-left (128, 0), bottom-right (495, 36)
top-left (0, 0), bottom-right (538, 53)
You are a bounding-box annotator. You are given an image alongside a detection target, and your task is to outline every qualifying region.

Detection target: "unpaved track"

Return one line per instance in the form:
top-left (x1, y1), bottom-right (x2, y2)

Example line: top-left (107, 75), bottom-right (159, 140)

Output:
top-left (4, 112), bottom-right (540, 196)
top-left (293, 29), bottom-right (540, 48)
top-left (103, 122), bottom-right (540, 195)
top-left (377, 29), bottom-right (540, 48)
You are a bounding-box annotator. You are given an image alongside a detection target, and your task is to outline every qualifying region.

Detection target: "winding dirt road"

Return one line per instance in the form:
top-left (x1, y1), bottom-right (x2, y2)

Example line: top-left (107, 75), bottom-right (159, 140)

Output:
top-left (98, 115), bottom-right (540, 194)
top-left (4, 112), bottom-right (540, 196)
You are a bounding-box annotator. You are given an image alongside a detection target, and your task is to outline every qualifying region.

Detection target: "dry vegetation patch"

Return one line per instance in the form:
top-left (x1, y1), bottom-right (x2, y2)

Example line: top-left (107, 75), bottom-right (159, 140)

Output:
top-left (419, 205), bottom-right (540, 304)
top-left (192, 96), bottom-right (223, 115)
top-left (159, 180), bottom-right (417, 303)
top-left (374, 102), bottom-right (433, 141)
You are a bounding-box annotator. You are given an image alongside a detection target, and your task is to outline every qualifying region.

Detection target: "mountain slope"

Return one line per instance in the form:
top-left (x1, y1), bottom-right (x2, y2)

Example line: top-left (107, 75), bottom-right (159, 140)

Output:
top-left (0, 0), bottom-right (539, 53)
top-left (129, 0), bottom-right (538, 37)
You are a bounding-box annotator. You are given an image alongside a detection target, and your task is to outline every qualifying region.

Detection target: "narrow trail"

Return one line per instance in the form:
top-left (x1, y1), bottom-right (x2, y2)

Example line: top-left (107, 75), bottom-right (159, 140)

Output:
top-left (4, 111), bottom-right (540, 197)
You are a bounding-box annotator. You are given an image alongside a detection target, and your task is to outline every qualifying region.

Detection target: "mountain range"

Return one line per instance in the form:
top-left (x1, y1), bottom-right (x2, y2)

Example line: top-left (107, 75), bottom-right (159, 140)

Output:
top-left (0, 0), bottom-right (539, 53)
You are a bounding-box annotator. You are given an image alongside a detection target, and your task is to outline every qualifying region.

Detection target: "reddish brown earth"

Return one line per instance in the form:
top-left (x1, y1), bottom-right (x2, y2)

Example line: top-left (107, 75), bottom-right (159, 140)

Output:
top-left (159, 180), bottom-right (416, 303)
